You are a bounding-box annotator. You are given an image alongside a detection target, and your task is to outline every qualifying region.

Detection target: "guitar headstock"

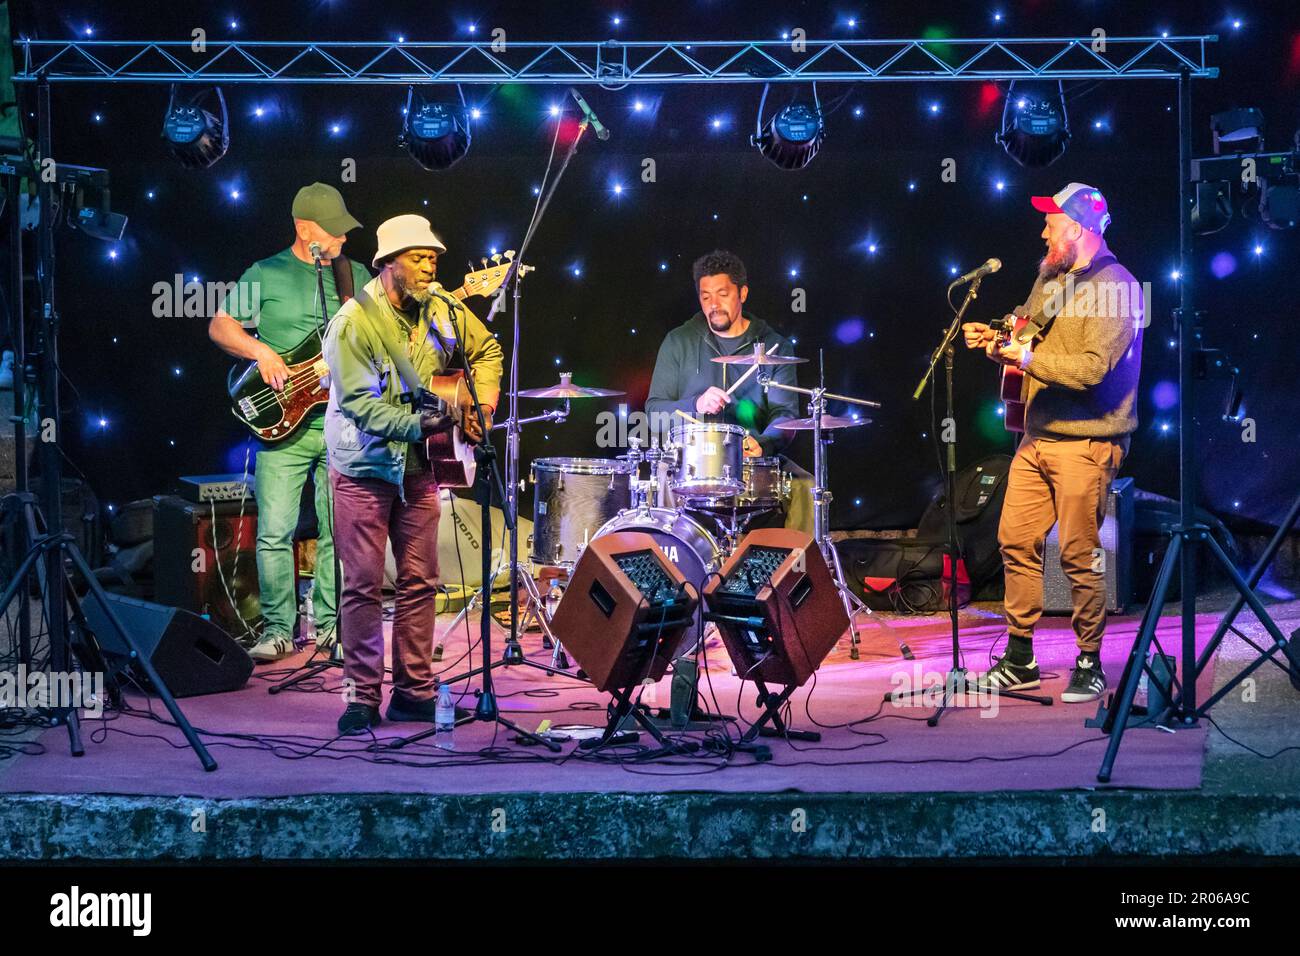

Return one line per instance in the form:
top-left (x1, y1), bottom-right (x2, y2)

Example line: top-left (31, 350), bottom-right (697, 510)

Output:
top-left (460, 250), bottom-right (535, 300)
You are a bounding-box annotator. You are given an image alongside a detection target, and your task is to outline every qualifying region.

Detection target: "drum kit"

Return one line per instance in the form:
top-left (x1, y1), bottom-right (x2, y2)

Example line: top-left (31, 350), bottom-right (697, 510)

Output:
top-left (467, 341), bottom-right (901, 669)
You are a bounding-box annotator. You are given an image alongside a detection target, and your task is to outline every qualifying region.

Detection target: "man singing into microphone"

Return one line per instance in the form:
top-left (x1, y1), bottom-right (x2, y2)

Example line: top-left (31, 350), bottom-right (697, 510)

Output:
top-left (323, 214), bottom-right (502, 735)
top-left (210, 183), bottom-right (370, 662)
top-left (962, 184), bottom-right (1144, 703)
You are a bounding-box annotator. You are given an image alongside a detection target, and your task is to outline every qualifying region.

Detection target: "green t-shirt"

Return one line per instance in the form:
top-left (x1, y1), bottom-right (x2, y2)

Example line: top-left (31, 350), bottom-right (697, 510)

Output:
top-left (222, 247), bottom-right (371, 429)
top-left (223, 247), bottom-right (371, 353)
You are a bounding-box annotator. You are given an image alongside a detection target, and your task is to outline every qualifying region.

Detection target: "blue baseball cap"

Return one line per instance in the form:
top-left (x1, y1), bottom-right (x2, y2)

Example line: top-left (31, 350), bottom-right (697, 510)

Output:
top-left (1031, 182), bottom-right (1111, 235)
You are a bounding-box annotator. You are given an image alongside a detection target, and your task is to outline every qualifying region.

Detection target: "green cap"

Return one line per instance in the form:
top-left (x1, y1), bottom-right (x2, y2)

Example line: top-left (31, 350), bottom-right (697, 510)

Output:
top-left (291, 182), bottom-right (362, 235)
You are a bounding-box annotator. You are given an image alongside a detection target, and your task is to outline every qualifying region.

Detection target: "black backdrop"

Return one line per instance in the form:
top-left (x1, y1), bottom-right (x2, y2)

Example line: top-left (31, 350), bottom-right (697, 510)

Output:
top-left (11, 0), bottom-right (1300, 530)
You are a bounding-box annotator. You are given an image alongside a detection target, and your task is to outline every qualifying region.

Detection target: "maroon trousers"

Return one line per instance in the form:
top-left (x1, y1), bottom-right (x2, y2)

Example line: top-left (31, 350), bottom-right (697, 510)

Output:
top-left (329, 468), bottom-right (441, 708)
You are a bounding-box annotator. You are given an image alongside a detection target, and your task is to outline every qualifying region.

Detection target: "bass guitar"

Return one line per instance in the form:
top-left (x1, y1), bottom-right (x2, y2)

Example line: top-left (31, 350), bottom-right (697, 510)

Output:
top-left (227, 253), bottom-right (521, 442)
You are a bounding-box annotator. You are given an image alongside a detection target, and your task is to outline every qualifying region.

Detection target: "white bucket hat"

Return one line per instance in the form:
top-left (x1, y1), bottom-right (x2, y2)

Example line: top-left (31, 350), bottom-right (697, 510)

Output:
top-left (371, 214), bottom-right (448, 268)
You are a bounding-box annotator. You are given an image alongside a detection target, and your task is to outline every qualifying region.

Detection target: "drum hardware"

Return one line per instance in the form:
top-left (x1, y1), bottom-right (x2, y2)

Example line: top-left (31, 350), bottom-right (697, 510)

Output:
top-left (760, 353), bottom-right (913, 661)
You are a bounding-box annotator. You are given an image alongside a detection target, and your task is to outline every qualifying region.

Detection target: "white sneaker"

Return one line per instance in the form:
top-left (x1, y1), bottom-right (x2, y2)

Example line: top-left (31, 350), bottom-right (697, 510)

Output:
top-left (248, 632), bottom-right (295, 662)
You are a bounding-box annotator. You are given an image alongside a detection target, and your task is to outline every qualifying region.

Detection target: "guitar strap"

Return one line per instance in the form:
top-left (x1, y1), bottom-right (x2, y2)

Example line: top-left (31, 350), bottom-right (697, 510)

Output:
top-left (352, 288), bottom-right (427, 405)
top-left (329, 253), bottom-right (356, 305)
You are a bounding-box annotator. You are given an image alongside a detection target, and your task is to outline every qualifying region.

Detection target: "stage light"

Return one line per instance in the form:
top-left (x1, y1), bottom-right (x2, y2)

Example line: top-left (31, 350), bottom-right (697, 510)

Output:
top-left (994, 179), bottom-right (1006, 192)
top-left (751, 85), bottom-right (825, 170)
top-left (1170, 269), bottom-right (1182, 280)
top-left (399, 86), bottom-right (472, 171)
top-left (633, 99), bottom-right (645, 112)
top-left (146, 190), bottom-right (155, 199)
top-left (928, 101), bottom-right (941, 115)
top-left (548, 104), bottom-right (561, 117)
top-left (907, 181), bottom-right (917, 191)
top-left (1211, 107), bottom-right (1265, 153)
top-left (1254, 243), bottom-right (1264, 255)
top-left (867, 242), bottom-right (878, 254)
top-left (995, 81), bottom-right (1070, 168)
top-left (659, 261), bottom-right (668, 271)
top-left (92, 112), bottom-right (102, 123)
top-left (162, 86), bottom-right (230, 169)
top-left (853, 105), bottom-right (863, 117)
top-left (107, 248), bottom-right (118, 261)
top-left (1260, 179), bottom-right (1300, 230)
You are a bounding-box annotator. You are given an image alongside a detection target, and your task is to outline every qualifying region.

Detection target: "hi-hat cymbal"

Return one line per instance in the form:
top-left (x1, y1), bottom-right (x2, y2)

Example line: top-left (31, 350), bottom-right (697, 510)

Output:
top-left (775, 414), bottom-right (871, 431)
top-left (711, 352), bottom-right (808, 366)
top-left (518, 372), bottom-right (624, 400)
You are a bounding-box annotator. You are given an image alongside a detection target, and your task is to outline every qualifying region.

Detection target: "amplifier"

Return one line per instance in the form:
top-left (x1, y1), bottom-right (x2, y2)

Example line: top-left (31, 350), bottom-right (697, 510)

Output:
top-left (177, 474), bottom-right (255, 504)
top-left (1043, 476), bottom-right (1134, 614)
top-left (549, 532), bottom-right (700, 693)
top-left (703, 528), bottom-right (849, 688)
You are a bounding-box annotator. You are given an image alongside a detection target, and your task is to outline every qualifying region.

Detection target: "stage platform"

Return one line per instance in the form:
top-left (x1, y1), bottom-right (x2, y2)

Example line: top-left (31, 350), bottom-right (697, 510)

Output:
top-left (1, 595), bottom-right (1298, 863)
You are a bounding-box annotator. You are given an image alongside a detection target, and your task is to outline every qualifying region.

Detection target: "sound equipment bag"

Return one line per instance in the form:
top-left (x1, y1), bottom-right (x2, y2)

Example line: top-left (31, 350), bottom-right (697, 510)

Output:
top-left (916, 453), bottom-right (1012, 589)
top-left (845, 538), bottom-right (971, 614)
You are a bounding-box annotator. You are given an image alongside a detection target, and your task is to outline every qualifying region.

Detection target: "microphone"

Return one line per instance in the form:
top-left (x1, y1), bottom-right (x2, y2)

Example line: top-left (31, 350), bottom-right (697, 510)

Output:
top-left (568, 88), bottom-right (610, 141)
top-left (309, 241), bottom-right (322, 261)
top-left (950, 258), bottom-right (1001, 286)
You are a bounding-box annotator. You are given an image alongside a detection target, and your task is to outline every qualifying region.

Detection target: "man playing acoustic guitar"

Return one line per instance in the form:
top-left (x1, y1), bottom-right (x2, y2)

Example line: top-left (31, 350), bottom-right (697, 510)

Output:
top-left (323, 214), bottom-right (502, 736)
top-left (962, 184), bottom-right (1144, 704)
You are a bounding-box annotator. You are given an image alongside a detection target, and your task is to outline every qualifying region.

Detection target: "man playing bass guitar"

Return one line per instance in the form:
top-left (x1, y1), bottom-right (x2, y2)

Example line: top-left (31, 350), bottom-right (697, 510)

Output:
top-left (209, 183), bottom-right (370, 661)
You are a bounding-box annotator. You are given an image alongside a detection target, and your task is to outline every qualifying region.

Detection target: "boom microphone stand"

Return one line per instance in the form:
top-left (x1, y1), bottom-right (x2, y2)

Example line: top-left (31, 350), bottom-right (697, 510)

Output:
top-left (434, 105), bottom-right (602, 691)
top-left (390, 287), bottom-right (557, 751)
top-left (889, 273), bottom-right (1051, 723)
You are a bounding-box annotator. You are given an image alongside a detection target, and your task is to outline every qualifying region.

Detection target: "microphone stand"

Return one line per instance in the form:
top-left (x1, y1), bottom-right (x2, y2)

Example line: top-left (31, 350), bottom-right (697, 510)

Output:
top-left (391, 286), bottom-right (558, 751)
top-left (890, 274), bottom-right (1051, 723)
top-left (435, 109), bottom-right (599, 690)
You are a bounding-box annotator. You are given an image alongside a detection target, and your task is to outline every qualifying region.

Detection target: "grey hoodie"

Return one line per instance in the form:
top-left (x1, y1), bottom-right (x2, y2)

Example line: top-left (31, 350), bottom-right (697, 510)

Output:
top-left (645, 312), bottom-right (800, 456)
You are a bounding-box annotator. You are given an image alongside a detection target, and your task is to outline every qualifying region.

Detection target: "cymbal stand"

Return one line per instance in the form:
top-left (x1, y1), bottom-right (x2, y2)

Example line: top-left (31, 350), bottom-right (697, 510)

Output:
top-left (760, 365), bottom-right (912, 660)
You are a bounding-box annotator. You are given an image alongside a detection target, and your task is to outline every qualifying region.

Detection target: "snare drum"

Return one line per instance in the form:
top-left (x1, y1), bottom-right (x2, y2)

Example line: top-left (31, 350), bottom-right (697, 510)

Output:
top-left (529, 458), bottom-right (631, 568)
top-left (669, 422), bottom-right (745, 498)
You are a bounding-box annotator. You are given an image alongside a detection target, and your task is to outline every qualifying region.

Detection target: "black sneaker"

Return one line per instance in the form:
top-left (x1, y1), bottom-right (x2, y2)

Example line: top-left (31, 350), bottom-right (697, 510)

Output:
top-left (1061, 654), bottom-right (1107, 703)
top-left (974, 655), bottom-right (1041, 693)
top-left (337, 703), bottom-right (380, 736)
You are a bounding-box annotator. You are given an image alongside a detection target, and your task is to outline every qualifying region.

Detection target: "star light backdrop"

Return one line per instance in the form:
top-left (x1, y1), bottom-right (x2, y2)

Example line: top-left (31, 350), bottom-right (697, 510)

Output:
top-left (12, 0), bottom-right (1300, 530)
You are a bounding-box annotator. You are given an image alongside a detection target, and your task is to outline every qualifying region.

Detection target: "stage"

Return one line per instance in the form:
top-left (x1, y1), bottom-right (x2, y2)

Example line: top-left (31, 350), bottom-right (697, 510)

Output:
top-left (2, 593), bottom-right (1296, 863)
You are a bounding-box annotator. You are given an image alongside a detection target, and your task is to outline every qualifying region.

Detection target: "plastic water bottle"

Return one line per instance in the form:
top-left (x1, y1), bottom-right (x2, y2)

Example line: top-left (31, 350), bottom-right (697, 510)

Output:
top-left (544, 579), bottom-right (564, 620)
top-left (435, 683), bottom-right (456, 750)
top-left (302, 591), bottom-right (317, 644)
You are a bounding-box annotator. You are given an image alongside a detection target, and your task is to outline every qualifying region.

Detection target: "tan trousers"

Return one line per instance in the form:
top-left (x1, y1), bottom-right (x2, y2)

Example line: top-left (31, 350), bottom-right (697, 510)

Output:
top-left (998, 436), bottom-right (1125, 653)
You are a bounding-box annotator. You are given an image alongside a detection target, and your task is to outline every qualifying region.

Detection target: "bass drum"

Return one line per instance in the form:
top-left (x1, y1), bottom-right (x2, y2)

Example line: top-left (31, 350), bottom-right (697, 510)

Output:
top-left (593, 507), bottom-right (723, 648)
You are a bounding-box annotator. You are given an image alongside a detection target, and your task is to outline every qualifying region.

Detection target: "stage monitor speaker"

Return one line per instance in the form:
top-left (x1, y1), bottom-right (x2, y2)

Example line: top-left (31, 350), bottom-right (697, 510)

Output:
top-left (154, 494), bottom-right (260, 642)
top-left (1043, 476), bottom-right (1134, 614)
top-left (549, 532), bottom-right (700, 693)
top-left (703, 528), bottom-right (849, 687)
top-left (82, 592), bottom-right (254, 697)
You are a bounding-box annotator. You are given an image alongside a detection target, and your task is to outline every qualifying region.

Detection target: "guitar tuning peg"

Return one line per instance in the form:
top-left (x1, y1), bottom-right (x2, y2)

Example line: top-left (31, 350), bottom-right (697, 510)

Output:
top-left (504, 250), bottom-right (515, 260)
top-left (491, 254), bottom-right (502, 265)
top-left (481, 257), bottom-right (488, 268)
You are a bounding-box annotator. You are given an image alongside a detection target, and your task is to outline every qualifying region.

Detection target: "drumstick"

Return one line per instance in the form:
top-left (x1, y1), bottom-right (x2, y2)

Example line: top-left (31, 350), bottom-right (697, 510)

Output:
top-left (674, 408), bottom-right (704, 425)
top-left (726, 342), bottom-right (780, 395)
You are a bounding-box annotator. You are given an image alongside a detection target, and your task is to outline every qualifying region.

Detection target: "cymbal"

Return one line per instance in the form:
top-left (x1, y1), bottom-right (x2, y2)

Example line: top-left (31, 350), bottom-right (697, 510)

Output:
top-left (518, 372), bottom-right (624, 400)
top-left (711, 352), bottom-right (807, 366)
top-left (775, 414), bottom-right (871, 431)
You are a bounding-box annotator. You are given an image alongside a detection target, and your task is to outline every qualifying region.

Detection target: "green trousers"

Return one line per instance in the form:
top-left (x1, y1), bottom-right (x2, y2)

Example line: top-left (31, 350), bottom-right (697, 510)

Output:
top-left (253, 425), bottom-right (336, 637)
